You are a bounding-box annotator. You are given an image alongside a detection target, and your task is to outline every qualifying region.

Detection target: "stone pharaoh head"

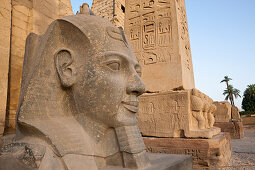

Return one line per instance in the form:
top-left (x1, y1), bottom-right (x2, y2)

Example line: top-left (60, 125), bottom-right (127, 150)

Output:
top-left (15, 10), bottom-right (149, 169)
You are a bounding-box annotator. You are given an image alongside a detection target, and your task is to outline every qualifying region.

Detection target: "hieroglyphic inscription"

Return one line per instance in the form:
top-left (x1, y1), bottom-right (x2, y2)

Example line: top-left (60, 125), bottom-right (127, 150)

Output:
top-left (142, 0), bottom-right (155, 9)
top-left (125, 0), bottom-right (195, 91)
top-left (176, 0), bottom-right (192, 71)
top-left (130, 26), bottom-right (141, 51)
top-left (126, 0), bottom-right (173, 65)
top-left (137, 92), bottom-right (189, 137)
top-left (142, 21), bottom-right (156, 49)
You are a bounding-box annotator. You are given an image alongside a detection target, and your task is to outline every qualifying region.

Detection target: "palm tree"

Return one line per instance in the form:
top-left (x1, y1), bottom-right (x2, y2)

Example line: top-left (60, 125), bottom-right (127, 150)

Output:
top-left (220, 76), bottom-right (232, 89)
top-left (221, 76), bottom-right (234, 105)
top-left (223, 85), bottom-right (241, 106)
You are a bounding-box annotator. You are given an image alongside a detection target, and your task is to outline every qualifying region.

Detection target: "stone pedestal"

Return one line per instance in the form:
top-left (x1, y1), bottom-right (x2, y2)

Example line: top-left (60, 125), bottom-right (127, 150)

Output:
top-left (101, 153), bottom-right (193, 170)
top-left (214, 121), bottom-right (244, 139)
top-left (143, 133), bottom-right (232, 168)
top-left (213, 101), bottom-right (244, 139)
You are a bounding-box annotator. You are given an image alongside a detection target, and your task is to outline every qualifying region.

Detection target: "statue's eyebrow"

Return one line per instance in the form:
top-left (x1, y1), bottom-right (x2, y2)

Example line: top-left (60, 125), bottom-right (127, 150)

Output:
top-left (102, 51), bottom-right (137, 64)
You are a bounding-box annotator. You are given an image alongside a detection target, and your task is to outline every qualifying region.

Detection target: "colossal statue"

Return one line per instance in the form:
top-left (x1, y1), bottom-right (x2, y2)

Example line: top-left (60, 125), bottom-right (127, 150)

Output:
top-left (1, 6), bottom-right (149, 170)
top-left (0, 4), bottom-right (192, 170)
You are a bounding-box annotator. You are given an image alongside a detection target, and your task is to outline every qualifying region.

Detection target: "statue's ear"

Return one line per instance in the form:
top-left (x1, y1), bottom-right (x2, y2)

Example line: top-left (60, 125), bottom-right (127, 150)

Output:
top-left (55, 49), bottom-right (76, 88)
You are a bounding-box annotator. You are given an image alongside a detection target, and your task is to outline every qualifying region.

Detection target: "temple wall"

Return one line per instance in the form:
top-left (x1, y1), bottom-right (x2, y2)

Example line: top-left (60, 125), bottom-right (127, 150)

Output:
top-left (2, 0), bottom-right (73, 134)
top-left (0, 0), bottom-right (12, 136)
top-left (92, 0), bottom-right (125, 27)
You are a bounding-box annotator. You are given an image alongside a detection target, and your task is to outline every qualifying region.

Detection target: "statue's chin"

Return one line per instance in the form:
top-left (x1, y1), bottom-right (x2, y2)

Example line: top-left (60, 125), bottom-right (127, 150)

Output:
top-left (112, 108), bottom-right (138, 127)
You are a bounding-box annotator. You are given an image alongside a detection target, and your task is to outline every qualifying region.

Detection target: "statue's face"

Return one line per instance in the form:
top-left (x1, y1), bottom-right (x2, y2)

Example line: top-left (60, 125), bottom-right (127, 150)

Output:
top-left (73, 30), bottom-right (145, 128)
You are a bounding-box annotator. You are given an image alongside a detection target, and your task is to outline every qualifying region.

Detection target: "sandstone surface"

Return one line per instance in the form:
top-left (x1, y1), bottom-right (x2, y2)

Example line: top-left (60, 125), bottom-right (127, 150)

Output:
top-left (213, 101), bottom-right (232, 122)
top-left (92, 0), bottom-right (125, 27)
top-left (137, 89), bottom-right (220, 138)
top-left (143, 132), bottom-right (232, 168)
top-left (124, 0), bottom-right (195, 92)
top-left (4, 0), bottom-right (73, 134)
top-left (214, 121), bottom-right (244, 139)
top-left (0, 0), bottom-right (11, 136)
top-left (231, 106), bottom-right (241, 120)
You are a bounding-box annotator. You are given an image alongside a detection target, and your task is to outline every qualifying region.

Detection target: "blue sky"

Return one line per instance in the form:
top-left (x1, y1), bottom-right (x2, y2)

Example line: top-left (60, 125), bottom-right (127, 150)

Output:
top-left (70, 0), bottom-right (255, 110)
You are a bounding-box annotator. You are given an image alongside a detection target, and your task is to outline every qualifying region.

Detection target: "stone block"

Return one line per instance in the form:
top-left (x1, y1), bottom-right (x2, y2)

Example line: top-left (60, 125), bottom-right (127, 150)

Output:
top-left (214, 121), bottom-right (244, 139)
top-left (101, 153), bottom-right (193, 170)
top-left (231, 106), bottom-right (241, 120)
top-left (143, 133), bottom-right (232, 168)
top-left (137, 89), bottom-right (220, 139)
top-left (213, 101), bottom-right (232, 122)
top-left (242, 116), bottom-right (255, 125)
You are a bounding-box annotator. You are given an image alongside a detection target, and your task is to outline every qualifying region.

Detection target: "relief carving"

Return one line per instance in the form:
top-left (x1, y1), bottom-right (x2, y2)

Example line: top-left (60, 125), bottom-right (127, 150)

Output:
top-left (142, 0), bottom-right (155, 9)
top-left (158, 0), bottom-right (170, 5)
top-left (158, 18), bottom-right (172, 47)
top-left (191, 89), bottom-right (216, 130)
top-left (130, 26), bottom-right (141, 51)
top-left (142, 21), bottom-right (156, 49)
top-left (143, 52), bottom-right (157, 65)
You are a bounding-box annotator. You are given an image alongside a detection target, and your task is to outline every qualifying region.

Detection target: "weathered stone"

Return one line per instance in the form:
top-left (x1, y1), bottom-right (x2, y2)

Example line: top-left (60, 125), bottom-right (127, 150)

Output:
top-left (214, 122), bottom-right (244, 139)
top-left (137, 89), bottom-right (220, 138)
top-left (242, 116), bottom-right (255, 125)
top-left (92, 0), bottom-right (125, 27)
top-left (5, 0), bottom-right (73, 134)
top-left (213, 102), bottom-right (244, 138)
top-left (231, 106), bottom-right (241, 120)
top-left (101, 153), bottom-right (193, 170)
top-left (0, 9), bottom-right (192, 170)
top-left (0, 0), bottom-right (11, 137)
top-left (124, 0), bottom-right (195, 92)
top-left (213, 101), bottom-right (232, 123)
top-left (143, 133), bottom-right (232, 168)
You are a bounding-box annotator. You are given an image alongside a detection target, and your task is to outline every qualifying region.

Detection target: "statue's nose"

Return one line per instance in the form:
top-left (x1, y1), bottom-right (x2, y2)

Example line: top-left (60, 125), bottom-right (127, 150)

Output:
top-left (126, 74), bottom-right (145, 96)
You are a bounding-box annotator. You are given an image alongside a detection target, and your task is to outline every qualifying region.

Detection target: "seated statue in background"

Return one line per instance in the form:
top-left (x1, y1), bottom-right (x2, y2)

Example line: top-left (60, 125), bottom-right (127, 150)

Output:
top-left (0, 5), bottom-right (150, 170)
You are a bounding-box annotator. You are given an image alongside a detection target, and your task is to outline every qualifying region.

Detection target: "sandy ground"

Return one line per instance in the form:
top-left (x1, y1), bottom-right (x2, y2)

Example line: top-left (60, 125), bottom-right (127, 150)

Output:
top-left (222, 126), bottom-right (255, 170)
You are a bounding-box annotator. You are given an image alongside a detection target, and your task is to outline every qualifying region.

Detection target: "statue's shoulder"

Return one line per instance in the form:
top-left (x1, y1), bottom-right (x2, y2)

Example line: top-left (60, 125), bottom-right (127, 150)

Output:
top-left (0, 142), bottom-right (45, 170)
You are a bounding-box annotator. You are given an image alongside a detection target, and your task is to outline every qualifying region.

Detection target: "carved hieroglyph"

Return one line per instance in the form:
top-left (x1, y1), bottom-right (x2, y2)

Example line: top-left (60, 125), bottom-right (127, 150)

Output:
top-left (124, 0), bottom-right (195, 92)
top-left (137, 89), bottom-right (220, 138)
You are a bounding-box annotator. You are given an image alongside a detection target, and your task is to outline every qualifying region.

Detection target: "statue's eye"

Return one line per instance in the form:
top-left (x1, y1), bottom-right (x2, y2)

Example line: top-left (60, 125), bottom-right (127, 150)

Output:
top-left (135, 65), bottom-right (142, 77)
top-left (107, 62), bottom-right (120, 71)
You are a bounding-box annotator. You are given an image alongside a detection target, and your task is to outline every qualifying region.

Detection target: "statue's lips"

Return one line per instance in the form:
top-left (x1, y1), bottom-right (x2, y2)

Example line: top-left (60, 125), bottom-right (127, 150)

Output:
top-left (121, 101), bottom-right (139, 113)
